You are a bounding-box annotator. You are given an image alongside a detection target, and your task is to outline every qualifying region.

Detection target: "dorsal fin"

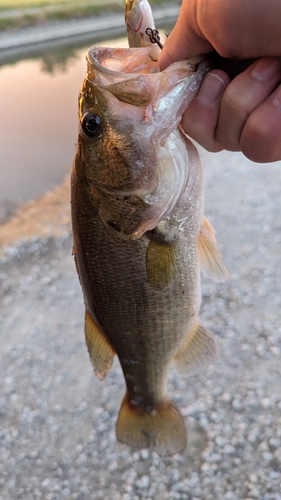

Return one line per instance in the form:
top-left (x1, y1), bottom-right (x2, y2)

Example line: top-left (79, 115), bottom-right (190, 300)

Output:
top-left (202, 215), bottom-right (216, 242)
top-left (85, 309), bottom-right (115, 380)
top-left (198, 216), bottom-right (228, 282)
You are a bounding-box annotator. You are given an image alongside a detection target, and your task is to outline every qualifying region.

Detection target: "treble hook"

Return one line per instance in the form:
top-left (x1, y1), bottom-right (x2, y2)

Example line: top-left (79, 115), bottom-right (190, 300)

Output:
top-left (145, 27), bottom-right (163, 50)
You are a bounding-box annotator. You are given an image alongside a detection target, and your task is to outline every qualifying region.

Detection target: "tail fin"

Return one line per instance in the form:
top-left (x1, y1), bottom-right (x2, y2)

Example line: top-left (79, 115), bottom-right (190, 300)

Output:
top-left (116, 393), bottom-right (187, 456)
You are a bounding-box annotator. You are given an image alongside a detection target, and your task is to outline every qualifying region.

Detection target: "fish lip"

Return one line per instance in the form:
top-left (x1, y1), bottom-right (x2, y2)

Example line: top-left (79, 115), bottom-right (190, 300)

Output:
top-left (87, 47), bottom-right (126, 78)
top-left (87, 46), bottom-right (157, 80)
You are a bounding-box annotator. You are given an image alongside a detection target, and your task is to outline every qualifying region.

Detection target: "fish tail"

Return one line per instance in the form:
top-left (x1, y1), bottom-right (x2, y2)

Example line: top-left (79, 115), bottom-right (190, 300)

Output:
top-left (116, 393), bottom-right (187, 456)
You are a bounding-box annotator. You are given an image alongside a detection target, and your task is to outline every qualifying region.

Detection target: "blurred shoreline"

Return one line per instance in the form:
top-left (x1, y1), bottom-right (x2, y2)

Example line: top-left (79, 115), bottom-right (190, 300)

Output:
top-left (0, 3), bottom-right (179, 62)
top-left (0, 177), bottom-right (71, 257)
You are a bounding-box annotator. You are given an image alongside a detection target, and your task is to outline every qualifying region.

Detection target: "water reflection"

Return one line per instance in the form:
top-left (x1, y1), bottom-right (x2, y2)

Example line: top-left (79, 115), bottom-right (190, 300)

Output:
top-left (0, 36), bottom-right (128, 207)
top-left (40, 47), bottom-right (79, 75)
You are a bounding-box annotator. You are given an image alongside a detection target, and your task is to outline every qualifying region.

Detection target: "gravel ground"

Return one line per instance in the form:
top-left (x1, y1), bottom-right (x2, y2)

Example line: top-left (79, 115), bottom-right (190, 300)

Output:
top-left (1, 148), bottom-right (281, 499)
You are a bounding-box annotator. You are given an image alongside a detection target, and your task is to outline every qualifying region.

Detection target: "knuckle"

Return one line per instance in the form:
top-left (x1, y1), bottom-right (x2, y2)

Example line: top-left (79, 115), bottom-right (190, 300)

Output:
top-left (223, 85), bottom-right (248, 115)
top-left (241, 115), bottom-right (277, 162)
top-left (246, 113), bottom-right (268, 138)
top-left (215, 121), bottom-right (240, 152)
top-left (214, 37), bottom-right (243, 60)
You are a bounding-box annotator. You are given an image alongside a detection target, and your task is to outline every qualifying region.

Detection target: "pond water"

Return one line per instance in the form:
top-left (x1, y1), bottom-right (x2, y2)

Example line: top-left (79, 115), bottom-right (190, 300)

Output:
top-left (0, 35), bottom-right (129, 206)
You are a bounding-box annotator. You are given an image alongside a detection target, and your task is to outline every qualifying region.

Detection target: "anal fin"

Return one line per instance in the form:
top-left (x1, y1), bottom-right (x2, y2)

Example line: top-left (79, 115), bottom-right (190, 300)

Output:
top-left (85, 309), bottom-right (115, 381)
top-left (174, 321), bottom-right (217, 376)
top-left (199, 216), bottom-right (228, 282)
top-left (116, 393), bottom-right (187, 456)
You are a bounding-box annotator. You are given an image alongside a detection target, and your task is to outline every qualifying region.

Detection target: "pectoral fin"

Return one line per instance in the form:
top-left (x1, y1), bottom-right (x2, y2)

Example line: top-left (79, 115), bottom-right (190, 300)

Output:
top-left (146, 235), bottom-right (177, 291)
top-left (174, 321), bottom-right (217, 376)
top-left (85, 309), bottom-right (115, 380)
top-left (198, 216), bottom-right (228, 282)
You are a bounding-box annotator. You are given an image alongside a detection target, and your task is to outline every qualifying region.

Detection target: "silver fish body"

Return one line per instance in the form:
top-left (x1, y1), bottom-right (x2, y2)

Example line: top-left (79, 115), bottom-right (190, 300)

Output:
top-left (71, 45), bottom-right (226, 456)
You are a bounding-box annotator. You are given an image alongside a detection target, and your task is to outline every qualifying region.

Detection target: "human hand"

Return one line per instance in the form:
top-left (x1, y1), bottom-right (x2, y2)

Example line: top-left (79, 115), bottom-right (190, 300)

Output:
top-left (158, 0), bottom-right (281, 162)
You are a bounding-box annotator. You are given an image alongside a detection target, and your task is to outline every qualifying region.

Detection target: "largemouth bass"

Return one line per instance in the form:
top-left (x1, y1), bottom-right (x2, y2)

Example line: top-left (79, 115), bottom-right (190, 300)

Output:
top-left (71, 11), bottom-right (227, 457)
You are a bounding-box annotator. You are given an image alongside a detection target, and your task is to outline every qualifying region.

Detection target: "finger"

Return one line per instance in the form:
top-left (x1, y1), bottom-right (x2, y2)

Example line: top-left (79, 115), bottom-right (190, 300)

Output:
top-left (181, 70), bottom-right (230, 152)
top-left (241, 83), bottom-right (281, 162)
top-left (158, 4), bottom-right (213, 70)
top-left (212, 54), bottom-right (256, 79)
top-left (215, 57), bottom-right (281, 151)
top-left (189, 0), bottom-right (281, 60)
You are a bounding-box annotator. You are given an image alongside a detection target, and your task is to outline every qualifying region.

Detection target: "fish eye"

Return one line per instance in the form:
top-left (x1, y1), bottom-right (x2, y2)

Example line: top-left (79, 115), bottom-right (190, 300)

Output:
top-left (81, 112), bottom-right (102, 137)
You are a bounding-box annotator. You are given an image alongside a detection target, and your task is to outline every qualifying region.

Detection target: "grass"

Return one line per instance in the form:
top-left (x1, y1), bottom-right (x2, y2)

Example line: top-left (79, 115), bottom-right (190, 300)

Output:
top-left (0, 0), bottom-right (166, 10)
top-left (0, 0), bottom-right (123, 30)
top-left (0, 0), bottom-right (100, 9)
top-left (0, 0), bottom-right (169, 31)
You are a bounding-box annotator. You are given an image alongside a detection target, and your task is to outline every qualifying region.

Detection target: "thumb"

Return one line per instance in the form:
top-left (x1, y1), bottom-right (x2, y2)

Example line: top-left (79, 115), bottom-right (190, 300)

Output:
top-left (158, 5), bottom-right (213, 70)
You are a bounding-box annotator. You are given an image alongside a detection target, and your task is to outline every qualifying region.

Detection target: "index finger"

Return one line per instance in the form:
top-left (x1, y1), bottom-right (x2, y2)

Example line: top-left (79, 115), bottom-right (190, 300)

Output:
top-left (158, 4), bottom-right (213, 70)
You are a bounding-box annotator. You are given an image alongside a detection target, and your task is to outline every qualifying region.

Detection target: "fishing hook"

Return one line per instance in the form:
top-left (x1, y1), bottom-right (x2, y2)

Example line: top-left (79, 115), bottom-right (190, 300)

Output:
top-left (145, 28), bottom-right (199, 72)
top-left (145, 27), bottom-right (163, 49)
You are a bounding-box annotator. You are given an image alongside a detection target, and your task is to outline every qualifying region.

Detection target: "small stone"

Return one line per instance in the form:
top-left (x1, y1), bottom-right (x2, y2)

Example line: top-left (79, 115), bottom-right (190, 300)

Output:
top-left (232, 398), bottom-right (242, 410)
top-left (215, 436), bottom-right (227, 446)
top-left (223, 444), bottom-right (235, 455)
top-left (41, 479), bottom-right (50, 488)
top-left (208, 453), bottom-right (221, 463)
top-left (270, 346), bottom-right (280, 356)
top-left (249, 474), bottom-right (258, 483)
top-left (170, 469), bottom-right (180, 483)
top-left (200, 462), bottom-right (210, 473)
top-left (263, 451), bottom-right (273, 462)
top-left (225, 492), bottom-right (235, 499)
top-left (136, 475), bottom-right (150, 489)
top-left (261, 398), bottom-right (272, 408)
top-left (269, 438), bottom-right (280, 448)
top-left (140, 449), bottom-right (149, 460)
top-left (258, 440), bottom-right (269, 452)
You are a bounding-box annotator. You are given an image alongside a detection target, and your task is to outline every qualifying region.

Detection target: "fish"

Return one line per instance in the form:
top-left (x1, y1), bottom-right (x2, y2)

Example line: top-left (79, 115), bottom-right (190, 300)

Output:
top-left (71, 8), bottom-right (227, 457)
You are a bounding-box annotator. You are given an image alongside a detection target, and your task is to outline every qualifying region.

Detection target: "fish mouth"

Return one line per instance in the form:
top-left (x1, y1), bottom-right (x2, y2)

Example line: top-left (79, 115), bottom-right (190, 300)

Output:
top-left (86, 45), bottom-right (209, 151)
top-left (87, 46), bottom-right (159, 81)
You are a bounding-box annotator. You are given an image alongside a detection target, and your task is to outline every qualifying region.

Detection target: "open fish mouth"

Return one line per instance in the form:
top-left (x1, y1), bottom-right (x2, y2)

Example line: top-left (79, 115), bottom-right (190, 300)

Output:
top-left (87, 45), bottom-right (160, 80)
